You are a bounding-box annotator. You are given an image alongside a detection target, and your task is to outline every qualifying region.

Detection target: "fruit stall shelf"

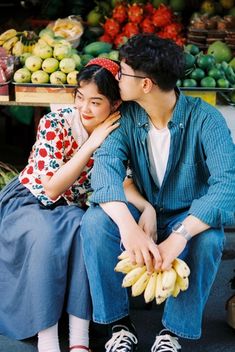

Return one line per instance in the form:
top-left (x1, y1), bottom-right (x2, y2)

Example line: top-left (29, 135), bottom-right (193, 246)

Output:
top-left (0, 84), bottom-right (234, 107)
top-left (180, 87), bottom-right (235, 106)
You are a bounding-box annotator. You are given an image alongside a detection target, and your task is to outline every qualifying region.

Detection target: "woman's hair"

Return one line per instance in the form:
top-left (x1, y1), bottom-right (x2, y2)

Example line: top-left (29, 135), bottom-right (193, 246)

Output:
top-left (119, 33), bottom-right (185, 91)
top-left (76, 64), bottom-right (121, 104)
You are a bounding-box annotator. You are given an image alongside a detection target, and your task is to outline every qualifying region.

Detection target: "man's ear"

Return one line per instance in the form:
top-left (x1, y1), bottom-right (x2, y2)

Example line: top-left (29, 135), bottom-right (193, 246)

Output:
top-left (142, 78), bottom-right (154, 93)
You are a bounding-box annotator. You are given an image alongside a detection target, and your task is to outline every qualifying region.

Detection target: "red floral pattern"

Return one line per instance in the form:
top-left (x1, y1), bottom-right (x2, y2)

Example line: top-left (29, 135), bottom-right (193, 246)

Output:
top-left (19, 107), bottom-right (93, 207)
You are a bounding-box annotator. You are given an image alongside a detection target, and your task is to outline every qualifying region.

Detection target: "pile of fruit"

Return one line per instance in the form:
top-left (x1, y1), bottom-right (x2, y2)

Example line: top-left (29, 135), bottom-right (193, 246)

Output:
top-left (115, 251), bottom-right (190, 304)
top-left (0, 29), bottom-right (39, 56)
top-left (12, 28), bottom-right (84, 85)
top-left (179, 42), bottom-right (235, 88)
top-left (99, 2), bottom-right (186, 48)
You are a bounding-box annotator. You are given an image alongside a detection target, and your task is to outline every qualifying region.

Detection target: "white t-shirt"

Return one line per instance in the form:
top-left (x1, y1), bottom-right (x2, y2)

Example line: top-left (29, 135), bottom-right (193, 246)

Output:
top-left (147, 121), bottom-right (170, 187)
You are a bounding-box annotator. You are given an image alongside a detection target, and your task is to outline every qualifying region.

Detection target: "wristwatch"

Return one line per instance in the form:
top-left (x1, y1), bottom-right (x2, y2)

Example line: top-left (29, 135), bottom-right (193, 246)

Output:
top-left (172, 222), bottom-right (192, 241)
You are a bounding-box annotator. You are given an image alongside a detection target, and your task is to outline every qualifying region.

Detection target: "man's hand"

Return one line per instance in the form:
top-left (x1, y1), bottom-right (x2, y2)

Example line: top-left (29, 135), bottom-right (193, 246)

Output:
top-left (157, 233), bottom-right (187, 271)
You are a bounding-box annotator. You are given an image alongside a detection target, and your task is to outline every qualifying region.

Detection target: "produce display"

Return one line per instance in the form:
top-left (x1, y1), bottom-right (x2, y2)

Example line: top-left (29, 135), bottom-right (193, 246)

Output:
top-left (115, 251), bottom-right (190, 304)
top-left (0, 0), bottom-right (234, 102)
top-left (179, 42), bottom-right (235, 88)
top-left (99, 2), bottom-right (186, 48)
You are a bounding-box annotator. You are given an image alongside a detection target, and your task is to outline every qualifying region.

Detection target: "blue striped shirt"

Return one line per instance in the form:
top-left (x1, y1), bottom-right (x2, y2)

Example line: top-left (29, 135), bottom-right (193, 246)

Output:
top-left (90, 91), bottom-right (235, 227)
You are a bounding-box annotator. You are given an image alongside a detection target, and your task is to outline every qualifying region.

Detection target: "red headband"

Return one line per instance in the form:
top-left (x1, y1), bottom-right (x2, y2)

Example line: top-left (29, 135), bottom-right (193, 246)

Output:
top-left (86, 58), bottom-right (119, 77)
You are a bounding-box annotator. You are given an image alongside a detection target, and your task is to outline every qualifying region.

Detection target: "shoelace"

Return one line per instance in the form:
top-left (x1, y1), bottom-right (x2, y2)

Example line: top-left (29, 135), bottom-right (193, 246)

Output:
top-left (151, 334), bottom-right (181, 352)
top-left (105, 329), bottom-right (138, 352)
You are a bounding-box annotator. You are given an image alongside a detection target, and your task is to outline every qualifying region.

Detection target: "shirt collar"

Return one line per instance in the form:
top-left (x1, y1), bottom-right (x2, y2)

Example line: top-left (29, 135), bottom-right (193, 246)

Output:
top-left (122, 88), bottom-right (190, 129)
top-left (170, 88), bottom-right (190, 129)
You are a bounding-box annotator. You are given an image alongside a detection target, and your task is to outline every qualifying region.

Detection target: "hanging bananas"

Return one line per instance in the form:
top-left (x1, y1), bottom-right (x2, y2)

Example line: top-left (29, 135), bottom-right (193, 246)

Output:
top-left (0, 28), bottom-right (38, 56)
top-left (115, 252), bottom-right (191, 305)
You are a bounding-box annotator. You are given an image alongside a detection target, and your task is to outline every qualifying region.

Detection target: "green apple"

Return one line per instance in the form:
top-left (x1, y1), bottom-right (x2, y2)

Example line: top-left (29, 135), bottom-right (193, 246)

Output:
top-left (31, 70), bottom-right (50, 84)
top-left (59, 58), bottom-right (76, 73)
top-left (42, 57), bottom-right (59, 73)
top-left (67, 70), bottom-right (78, 85)
top-left (53, 44), bottom-right (72, 61)
top-left (13, 67), bottom-right (31, 83)
top-left (25, 56), bottom-right (43, 72)
top-left (50, 70), bottom-right (67, 85)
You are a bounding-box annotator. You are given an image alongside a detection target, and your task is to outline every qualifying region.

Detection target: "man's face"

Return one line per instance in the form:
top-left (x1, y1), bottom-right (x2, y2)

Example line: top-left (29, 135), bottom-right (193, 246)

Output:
top-left (116, 61), bottom-right (145, 101)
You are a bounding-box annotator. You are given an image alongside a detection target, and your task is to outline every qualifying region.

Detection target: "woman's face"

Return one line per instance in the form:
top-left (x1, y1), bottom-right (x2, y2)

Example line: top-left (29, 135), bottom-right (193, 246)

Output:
top-left (75, 81), bottom-right (112, 133)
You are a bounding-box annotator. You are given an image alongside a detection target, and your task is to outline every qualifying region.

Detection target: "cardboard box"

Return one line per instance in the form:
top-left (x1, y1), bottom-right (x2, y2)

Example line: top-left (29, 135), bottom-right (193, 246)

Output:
top-left (0, 82), bottom-right (10, 102)
top-left (227, 295), bottom-right (235, 329)
top-left (14, 83), bottom-right (77, 104)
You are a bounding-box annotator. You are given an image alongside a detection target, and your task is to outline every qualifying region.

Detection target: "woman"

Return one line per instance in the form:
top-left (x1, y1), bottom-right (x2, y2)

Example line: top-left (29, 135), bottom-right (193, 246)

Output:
top-left (0, 58), bottom-right (122, 352)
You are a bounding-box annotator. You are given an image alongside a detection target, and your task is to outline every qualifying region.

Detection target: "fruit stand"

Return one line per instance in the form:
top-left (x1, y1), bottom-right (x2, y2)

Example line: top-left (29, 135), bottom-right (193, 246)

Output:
top-left (0, 0), bottom-right (235, 120)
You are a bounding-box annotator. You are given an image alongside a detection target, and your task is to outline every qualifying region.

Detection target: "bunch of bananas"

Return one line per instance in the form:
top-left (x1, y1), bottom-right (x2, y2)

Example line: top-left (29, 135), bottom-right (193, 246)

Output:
top-left (115, 251), bottom-right (190, 305)
top-left (0, 29), bottom-right (38, 56)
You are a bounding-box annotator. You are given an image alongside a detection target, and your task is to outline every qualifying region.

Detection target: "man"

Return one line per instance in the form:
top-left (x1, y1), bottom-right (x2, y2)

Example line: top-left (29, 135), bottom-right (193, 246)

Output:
top-left (80, 34), bottom-right (235, 352)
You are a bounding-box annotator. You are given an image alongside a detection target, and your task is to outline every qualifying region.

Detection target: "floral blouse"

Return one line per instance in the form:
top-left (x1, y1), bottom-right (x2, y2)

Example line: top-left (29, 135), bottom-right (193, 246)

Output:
top-left (19, 107), bottom-right (93, 207)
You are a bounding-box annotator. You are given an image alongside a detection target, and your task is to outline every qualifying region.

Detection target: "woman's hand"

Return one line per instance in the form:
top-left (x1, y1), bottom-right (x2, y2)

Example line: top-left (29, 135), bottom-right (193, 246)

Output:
top-left (87, 111), bottom-right (120, 151)
top-left (120, 223), bottom-right (162, 274)
top-left (138, 203), bottom-right (157, 243)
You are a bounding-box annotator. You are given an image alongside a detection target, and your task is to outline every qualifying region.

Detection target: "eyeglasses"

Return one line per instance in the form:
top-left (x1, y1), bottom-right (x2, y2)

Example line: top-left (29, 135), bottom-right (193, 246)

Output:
top-left (117, 68), bottom-right (156, 85)
top-left (117, 69), bottom-right (146, 80)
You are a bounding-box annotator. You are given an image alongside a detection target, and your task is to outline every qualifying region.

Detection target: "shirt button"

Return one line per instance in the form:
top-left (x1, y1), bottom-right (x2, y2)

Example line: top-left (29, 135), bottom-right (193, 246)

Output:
top-left (160, 207), bottom-right (164, 212)
top-left (179, 123), bottom-right (184, 129)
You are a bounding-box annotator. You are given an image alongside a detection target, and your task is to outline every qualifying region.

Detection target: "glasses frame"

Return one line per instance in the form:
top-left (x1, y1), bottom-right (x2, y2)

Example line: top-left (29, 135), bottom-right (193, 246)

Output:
top-left (117, 69), bottom-right (156, 85)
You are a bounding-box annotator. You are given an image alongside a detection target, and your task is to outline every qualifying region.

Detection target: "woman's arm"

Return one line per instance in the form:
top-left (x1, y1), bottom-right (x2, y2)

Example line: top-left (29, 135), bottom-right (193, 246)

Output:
top-left (123, 178), bottom-right (157, 241)
top-left (41, 111), bottom-right (120, 199)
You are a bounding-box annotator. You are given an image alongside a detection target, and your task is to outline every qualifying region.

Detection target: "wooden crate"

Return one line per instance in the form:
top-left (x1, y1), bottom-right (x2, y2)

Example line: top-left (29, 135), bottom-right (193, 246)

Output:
top-left (14, 84), bottom-right (77, 104)
top-left (0, 82), bottom-right (10, 102)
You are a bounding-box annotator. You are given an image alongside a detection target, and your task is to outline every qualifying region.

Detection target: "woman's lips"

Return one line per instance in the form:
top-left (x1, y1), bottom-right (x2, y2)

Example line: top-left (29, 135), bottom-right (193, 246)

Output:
top-left (82, 114), bottom-right (93, 120)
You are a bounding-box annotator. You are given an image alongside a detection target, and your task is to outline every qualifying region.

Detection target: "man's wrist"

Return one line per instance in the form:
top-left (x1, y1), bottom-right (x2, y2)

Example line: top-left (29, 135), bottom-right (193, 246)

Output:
top-left (172, 222), bottom-right (192, 241)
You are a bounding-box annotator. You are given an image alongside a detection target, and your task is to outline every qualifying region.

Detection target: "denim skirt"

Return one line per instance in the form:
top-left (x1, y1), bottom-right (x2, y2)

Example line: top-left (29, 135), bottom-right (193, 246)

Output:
top-left (0, 177), bottom-right (92, 340)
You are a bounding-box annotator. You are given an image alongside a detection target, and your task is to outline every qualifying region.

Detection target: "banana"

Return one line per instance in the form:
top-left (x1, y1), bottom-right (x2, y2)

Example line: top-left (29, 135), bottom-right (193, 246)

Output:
top-left (172, 258), bottom-right (190, 278)
top-left (0, 29), bottom-right (17, 42)
top-left (144, 271), bottom-right (157, 303)
top-left (156, 296), bottom-right (167, 305)
top-left (12, 40), bottom-right (24, 56)
top-left (131, 271), bottom-right (150, 297)
top-left (155, 272), bottom-right (165, 300)
top-left (176, 275), bottom-right (189, 291)
top-left (172, 282), bottom-right (181, 298)
top-left (3, 36), bottom-right (19, 53)
top-left (122, 266), bottom-right (146, 288)
top-left (161, 268), bottom-right (177, 291)
top-left (118, 250), bottom-right (129, 260)
top-left (114, 257), bottom-right (138, 274)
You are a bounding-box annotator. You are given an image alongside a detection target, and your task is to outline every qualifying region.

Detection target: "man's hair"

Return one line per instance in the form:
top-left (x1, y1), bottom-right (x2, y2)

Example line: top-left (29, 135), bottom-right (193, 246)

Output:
top-left (119, 33), bottom-right (185, 91)
top-left (77, 64), bottom-right (121, 104)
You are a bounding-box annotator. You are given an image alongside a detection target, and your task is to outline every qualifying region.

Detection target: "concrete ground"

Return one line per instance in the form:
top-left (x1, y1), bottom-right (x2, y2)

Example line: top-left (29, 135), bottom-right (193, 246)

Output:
top-left (0, 231), bottom-right (234, 352)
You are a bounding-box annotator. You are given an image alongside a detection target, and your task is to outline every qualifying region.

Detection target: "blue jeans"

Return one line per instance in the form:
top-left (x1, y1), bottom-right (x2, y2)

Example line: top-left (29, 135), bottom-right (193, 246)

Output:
top-left (80, 203), bottom-right (225, 339)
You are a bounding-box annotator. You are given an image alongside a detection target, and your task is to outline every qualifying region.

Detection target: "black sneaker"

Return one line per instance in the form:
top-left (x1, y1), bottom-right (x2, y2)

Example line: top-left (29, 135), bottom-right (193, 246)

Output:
top-left (151, 329), bottom-right (181, 352)
top-left (105, 324), bottom-right (138, 351)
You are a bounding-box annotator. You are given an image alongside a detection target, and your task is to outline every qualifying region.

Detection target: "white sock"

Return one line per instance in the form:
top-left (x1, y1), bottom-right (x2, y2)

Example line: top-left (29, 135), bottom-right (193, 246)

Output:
top-left (37, 322), bottom-right (60, 352)
top-left (69, 314), bottom-right (90, 351)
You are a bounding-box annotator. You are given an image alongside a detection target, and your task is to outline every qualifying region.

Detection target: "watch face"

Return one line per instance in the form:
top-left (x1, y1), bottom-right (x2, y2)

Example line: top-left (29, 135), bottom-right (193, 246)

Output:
top-left (173, 222), bottom-right (182, 231)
